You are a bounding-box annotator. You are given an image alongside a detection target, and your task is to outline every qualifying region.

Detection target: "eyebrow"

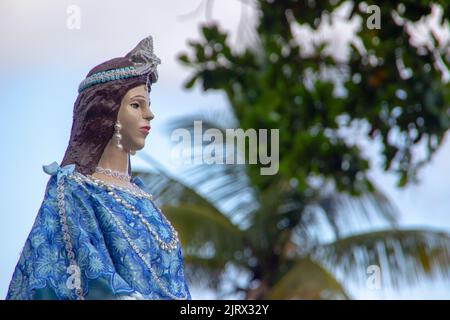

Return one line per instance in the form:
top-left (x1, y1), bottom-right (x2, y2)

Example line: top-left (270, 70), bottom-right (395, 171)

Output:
top-left (130, 95), bottom-right (150, 104)
top-left (130, 95), bottom-right (147, 100)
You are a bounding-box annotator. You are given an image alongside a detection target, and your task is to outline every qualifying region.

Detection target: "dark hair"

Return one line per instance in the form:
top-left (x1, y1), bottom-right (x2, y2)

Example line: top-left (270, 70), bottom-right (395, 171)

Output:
top-left (60, 57), bottom-right (151, 176)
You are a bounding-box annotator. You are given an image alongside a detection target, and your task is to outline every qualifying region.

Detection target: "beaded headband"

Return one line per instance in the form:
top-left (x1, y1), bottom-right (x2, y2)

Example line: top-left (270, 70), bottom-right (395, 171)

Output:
top-left (78, 35), bottom-right (161, 93)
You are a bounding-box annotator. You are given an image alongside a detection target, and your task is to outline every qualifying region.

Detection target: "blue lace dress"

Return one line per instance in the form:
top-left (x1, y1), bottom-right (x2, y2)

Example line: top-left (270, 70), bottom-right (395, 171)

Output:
top-left (6, 162), bottom-right (192, 300)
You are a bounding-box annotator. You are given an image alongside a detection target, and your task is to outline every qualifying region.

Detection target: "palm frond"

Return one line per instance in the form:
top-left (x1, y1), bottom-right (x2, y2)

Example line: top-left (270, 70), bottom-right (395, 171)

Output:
top-left (268, 257), bottom-right (350, 299)
top-left (134, 163), bottom-right (248, 257)
top-left (135, 153), bottom-right (221, 211)
top-left (163, 111), bottom-right (238, 136)
top-left (136, 153), bottom-right (257, 228)
top-left (162, 203), bottom-right (247, 258)
top-left (282, 180), bottom-right (401, 249)
top-left (312, 228), bottom-right (450, 290)
top-left (182, 254), bottom-right (232, 291)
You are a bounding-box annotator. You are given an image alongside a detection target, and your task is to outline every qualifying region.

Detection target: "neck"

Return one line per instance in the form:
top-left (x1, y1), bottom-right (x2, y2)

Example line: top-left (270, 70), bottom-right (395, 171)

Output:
top-left (92, 139), bottom-right (131, 186)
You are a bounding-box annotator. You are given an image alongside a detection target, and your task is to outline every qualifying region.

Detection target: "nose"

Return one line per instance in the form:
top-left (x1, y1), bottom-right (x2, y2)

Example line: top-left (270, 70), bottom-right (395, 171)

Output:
top-left (143, 106), bottom-right (155, 121)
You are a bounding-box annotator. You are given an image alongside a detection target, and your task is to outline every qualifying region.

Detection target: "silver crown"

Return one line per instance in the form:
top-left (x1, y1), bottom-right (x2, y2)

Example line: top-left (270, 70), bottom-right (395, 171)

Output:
top-left (78, 35), bottom-right (161, 93)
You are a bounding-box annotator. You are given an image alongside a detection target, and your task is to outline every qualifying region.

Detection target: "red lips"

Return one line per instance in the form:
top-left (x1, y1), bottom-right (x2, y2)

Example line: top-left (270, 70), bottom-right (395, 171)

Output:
top-left (139, 126), bottom-right (150, 134)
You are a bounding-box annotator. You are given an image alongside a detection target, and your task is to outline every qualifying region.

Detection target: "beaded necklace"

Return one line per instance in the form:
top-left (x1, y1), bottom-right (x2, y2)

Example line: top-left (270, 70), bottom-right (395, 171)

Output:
top-left (68, 172), bottom-right (189, 300)
top-left (70, 172), bottom-right (179, 252)
top-left (95, 166), bottom-right (131, 182)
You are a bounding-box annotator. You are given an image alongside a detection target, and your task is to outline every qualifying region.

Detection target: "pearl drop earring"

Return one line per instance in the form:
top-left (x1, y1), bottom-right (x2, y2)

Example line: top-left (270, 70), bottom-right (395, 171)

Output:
top-left (114, 121), bottom-right (123, 151)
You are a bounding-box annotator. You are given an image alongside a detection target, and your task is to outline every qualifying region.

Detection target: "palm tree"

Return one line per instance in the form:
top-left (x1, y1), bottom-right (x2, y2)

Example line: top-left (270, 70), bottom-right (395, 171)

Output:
top-left (134, 1), bottom-right (450, 298)
top-left (134, 114), bottom-right (450, 299)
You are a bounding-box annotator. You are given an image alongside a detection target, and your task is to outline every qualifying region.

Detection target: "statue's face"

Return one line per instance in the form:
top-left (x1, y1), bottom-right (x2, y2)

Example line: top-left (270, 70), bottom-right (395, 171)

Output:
top-left (116, 84), bottom-right (154, 153)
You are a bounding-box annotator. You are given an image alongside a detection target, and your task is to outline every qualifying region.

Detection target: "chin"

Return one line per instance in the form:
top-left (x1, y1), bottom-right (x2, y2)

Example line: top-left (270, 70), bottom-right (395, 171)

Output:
top-left (130, 138), bottom-right (146, 150)
top-left (134, 142), bottom-right (146, 151)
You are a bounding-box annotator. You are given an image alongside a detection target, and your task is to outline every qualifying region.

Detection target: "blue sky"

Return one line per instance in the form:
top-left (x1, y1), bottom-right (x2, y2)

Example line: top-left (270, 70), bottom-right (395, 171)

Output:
top-left (1, 0), bottom-right (450, 299)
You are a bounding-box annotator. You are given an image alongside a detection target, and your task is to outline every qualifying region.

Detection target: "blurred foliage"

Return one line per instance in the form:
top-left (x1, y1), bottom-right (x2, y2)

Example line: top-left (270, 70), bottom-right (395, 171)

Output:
top-left (178, 0), bottom-right (450, 192)
top-left (137, 0), bottom-right (450, 299)
top-left (135, 156), bottom-right (450, 299)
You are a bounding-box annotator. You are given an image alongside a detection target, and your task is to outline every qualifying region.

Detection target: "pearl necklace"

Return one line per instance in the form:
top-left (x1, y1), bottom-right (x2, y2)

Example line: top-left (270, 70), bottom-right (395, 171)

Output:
top-left (106, 205), bottom-right (188, 300)
top-left (85, 174), bottom-right (180, 252)
top-left (55, 176), bottom-right (84, 300)
top-left (75, 171), bottom-right (153, 200)
top-left (95, 166), bottom-right (131, 182)
top-left (68, 172), bottom-right (188, 300)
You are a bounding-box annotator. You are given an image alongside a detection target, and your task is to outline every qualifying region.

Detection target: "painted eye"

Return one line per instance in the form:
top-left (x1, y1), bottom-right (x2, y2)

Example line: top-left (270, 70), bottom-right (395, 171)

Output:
top-left (130, 102), bottom-right (140, 109)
